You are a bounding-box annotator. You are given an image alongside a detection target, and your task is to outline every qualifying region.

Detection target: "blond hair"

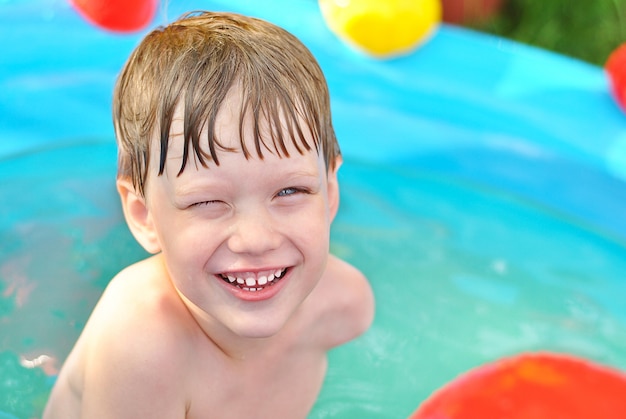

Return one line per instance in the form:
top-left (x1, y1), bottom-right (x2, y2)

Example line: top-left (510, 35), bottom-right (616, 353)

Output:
top-left (113, 11), bottom-right (339, 196)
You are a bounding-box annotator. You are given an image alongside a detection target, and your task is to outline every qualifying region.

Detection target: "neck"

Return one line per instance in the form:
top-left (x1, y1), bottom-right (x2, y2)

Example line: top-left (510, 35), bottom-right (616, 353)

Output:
top-left (175, 290), bottom-right (291, 360)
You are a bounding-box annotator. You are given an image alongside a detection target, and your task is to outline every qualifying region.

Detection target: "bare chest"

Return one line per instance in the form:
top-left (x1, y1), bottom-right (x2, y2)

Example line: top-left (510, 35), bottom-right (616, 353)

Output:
top-left (186, 349), bottom-right (328, 419)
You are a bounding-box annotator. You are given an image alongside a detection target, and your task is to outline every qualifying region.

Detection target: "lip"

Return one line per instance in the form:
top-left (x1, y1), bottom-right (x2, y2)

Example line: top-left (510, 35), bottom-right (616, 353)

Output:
top-left (216, 268), bottom-right (290, 302)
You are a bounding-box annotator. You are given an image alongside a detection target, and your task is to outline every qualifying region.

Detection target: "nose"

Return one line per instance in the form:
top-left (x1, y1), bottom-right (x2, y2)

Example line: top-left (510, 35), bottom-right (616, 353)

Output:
top-left (227, 209), bottom-right (282, 255)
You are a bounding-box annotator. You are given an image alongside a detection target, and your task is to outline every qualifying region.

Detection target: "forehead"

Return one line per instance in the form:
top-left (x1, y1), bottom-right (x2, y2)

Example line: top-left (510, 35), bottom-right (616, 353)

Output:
top-left (159, 86), bottom-right (319, 170)
top-left (158, 106), bottom-right (325, 188)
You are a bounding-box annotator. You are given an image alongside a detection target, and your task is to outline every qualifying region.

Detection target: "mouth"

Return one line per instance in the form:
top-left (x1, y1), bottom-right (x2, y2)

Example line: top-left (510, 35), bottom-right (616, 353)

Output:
top-left (218, 268), bottom-right (288, 292)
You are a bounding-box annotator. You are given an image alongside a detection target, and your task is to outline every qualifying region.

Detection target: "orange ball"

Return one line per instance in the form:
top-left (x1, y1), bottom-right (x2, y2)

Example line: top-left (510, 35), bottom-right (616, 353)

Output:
top-left (411, 353), bottom-right (626, 419)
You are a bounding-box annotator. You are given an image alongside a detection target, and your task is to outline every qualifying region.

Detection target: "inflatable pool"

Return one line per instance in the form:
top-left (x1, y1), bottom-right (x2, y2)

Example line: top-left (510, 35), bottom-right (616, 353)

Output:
top-left (2, 1), bottom-right (626, 417)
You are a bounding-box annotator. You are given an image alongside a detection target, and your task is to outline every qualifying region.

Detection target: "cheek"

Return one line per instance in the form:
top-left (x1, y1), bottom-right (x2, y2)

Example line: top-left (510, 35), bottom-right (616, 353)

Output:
top-left (284, 198), bottom-right (331, 231)
top-left (154, 213), bottom-right (223, 269)
top-left (287, 201), bottom-right (332, 253)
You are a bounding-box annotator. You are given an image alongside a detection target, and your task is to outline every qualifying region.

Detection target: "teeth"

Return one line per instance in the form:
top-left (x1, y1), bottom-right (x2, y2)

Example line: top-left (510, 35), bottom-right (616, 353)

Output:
top-left (220, 268), bottom-right (287, 289)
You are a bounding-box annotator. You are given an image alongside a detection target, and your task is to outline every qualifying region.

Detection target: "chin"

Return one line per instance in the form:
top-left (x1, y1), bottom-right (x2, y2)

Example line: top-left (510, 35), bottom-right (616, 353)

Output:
top-left (228, 309), bottom-right (295, 340)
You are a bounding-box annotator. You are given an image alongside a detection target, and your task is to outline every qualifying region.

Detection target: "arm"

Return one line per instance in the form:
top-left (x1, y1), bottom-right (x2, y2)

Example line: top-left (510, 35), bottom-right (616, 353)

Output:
top-left (78, 340), bottom-right (189, 419)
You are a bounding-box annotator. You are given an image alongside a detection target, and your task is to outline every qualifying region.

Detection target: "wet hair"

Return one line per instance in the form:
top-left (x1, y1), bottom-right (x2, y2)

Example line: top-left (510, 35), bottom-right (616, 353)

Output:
top-left (113, 11), bottom-right (339, 196)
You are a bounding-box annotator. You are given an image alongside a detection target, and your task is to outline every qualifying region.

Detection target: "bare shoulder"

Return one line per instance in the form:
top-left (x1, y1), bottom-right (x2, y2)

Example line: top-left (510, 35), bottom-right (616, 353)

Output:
top-left (89, 255), bottom-right (191, 337)
top-left (72, 255), bottom-right (196, 415)
top-left (306, 255), bottom-right (375, 348)
top-left (87, 255), bottom-right (195, 367)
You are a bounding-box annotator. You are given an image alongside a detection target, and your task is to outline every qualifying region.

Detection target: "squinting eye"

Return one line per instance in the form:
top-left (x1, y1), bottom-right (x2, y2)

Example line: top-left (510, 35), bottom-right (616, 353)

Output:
top-left (192, 200), bottom-right (222, 207)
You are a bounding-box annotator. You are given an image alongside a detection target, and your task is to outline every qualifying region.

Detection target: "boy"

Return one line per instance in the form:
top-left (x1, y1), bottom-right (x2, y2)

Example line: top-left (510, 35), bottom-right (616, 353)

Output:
top-left (43, 10), bottom-right (374, 419)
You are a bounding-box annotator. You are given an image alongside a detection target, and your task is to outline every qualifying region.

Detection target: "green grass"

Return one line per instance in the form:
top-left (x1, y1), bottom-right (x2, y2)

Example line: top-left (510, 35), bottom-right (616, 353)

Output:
top-left (469, 0), bottom-right (626, 66)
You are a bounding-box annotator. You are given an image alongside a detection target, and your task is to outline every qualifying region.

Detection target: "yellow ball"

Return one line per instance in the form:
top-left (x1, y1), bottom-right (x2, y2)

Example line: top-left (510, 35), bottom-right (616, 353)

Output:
top-left (319, 0), bottom-right (442, 58)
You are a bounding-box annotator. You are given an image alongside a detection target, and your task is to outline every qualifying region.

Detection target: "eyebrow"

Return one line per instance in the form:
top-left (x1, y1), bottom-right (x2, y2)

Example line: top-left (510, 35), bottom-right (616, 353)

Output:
top-left (172, 179), bottom-right (224, 197)
top-left (174, 166), bottom-right (320, 193)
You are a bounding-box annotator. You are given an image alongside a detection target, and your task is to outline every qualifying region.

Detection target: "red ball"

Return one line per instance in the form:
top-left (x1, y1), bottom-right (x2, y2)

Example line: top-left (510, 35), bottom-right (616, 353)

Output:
top-left (410, 353), bottom-right (626, 419)
top-left (70, 0), bottom-right (157, 32)
top-left (606, 43), bottom-right (626, 112)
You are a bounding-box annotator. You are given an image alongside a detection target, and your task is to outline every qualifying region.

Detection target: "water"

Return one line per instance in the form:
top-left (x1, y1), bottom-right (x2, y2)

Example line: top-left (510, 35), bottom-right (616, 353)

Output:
top-left (2, 143), bottom-right (626, 418)
top-left (0, 143), bottom-right (143, 418)
top-left (315, 159), bottom-right (626, 418)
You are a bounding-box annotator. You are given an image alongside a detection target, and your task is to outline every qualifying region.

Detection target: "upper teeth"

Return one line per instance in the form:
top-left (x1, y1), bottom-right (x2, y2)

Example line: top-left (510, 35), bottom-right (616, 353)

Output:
top-left (222, 268), bottom-right (285, 288)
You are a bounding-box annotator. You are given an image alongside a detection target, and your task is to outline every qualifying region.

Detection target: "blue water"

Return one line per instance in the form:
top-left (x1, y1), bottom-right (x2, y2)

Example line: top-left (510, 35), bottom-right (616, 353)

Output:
top-left (2, 1), bottom-right (626, 418)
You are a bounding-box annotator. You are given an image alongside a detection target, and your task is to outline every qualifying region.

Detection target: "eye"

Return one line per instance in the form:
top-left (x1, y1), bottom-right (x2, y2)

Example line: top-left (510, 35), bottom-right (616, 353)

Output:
top-left (186, 199), bottom-right (231, 218)
top-left (276, 187), bottom-right (306, 197)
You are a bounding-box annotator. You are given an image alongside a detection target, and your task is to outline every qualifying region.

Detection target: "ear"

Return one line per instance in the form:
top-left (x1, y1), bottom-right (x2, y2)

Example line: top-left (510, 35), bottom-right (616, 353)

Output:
top-left (117, 178), bottom-right (161, 254)
top-left (327, 155), bottom-right (343, 223)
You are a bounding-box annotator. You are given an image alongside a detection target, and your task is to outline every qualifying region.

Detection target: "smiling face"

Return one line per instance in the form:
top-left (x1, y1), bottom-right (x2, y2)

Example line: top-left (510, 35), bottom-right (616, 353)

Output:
top-left (118, 89), bottom-right (341, 340)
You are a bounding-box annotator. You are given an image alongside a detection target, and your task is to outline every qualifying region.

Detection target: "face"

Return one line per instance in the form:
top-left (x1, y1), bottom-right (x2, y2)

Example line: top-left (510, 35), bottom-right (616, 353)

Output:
top-left (124, 92), bottom-right (340, 340)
